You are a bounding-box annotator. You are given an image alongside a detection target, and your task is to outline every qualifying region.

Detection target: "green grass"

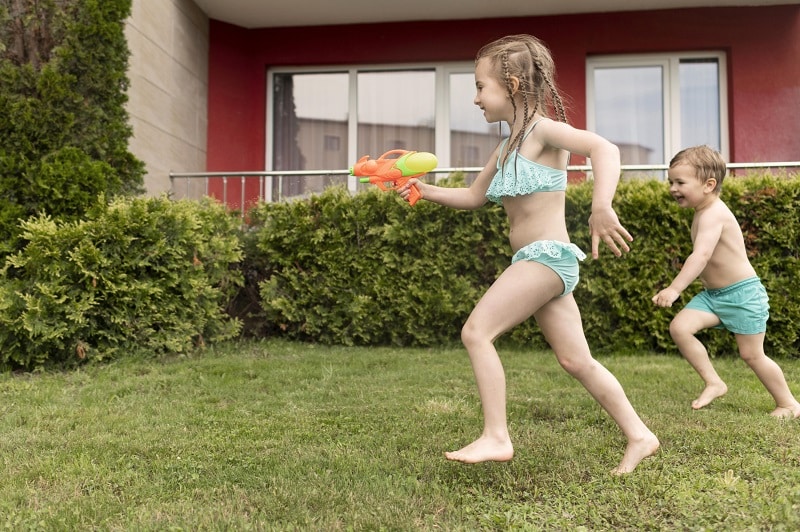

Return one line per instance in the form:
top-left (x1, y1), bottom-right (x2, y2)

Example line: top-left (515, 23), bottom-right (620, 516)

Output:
top-left (1, 340), bottom-right (799, 530)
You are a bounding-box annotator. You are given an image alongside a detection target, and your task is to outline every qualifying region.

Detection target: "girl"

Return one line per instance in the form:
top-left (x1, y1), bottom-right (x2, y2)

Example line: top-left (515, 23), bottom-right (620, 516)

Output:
top-left (399, 34), bottom-right (659, 474)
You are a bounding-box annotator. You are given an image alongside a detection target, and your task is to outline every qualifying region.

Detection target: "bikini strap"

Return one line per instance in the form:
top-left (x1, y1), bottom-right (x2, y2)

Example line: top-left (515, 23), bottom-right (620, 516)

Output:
top-left (521, 118), bottom-right (547, 141)
top-left (496, 138), bottom-right (510, 168)
top-left (521, 118), bottom-right (572, 168)
top-left (498, 119), bottom-right (546, 165)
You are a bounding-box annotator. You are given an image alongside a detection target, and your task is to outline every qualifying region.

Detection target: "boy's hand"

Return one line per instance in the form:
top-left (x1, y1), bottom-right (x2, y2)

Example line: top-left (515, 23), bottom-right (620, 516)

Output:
top-left (589, 207), bottom-right (633, 258)
top-left (652, 288), bottom-right (680, 307)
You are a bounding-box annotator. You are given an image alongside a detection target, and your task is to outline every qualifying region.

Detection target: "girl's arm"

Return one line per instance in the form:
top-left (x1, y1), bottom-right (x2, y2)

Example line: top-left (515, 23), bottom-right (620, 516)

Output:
top-left (398, 144), bottom-right (500, 210)
top-left (536, 120), bottom-right (632, 258)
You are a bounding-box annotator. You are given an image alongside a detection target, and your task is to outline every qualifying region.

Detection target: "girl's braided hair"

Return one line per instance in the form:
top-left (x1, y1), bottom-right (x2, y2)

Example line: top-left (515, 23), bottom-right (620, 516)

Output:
top-left (476, 34), bottom-right (568, 168)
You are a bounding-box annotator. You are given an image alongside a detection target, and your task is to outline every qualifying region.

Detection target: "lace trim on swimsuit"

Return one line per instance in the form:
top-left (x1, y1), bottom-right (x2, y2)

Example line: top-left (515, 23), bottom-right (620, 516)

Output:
top-left (485, 152), bottom-right (567, 204)
top-left (511, 240), bottom-right (587, 263)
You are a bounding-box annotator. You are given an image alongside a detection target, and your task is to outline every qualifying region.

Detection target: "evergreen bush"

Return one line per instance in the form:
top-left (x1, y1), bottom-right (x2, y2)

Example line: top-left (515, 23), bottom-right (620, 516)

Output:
top-left (0, 0), bottom-right (143, 255)
top-left (0, 197), bottom-right (243, 370)
top-left (243, 173), bottom-right (800, 358)
top-left (243, 183), bottom-right (507, 346)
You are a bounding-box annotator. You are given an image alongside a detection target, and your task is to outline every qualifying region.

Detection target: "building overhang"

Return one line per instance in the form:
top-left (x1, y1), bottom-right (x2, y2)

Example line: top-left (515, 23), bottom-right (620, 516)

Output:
top-left (193, 0), bottom-right (792, 29)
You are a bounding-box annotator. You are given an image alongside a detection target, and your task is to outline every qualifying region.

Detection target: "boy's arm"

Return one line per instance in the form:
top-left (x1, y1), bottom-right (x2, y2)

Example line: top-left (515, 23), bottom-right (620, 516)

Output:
top-left (652, 210), bottom-right (723, 307)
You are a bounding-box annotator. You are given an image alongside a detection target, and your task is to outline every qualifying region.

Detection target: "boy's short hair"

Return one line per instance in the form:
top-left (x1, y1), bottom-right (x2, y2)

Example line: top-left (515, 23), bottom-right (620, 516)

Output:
top-left (669, 145), bottom-right (727, 193)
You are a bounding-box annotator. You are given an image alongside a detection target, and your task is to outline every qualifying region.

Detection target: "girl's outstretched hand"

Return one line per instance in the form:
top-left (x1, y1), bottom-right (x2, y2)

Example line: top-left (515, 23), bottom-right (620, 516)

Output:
top-left (398, 178), bottom-right (421, 203)
top-left (588, 207), bottom-right (633, 258)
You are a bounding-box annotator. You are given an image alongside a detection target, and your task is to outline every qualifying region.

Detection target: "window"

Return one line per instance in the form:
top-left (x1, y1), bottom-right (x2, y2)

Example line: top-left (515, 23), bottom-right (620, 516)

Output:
top-left (324, 135), bottom-right (341, 151)
top-left (268, 64), bottom-right (505, 199)
top-left (586, 53), bottom-right (727, 177)
top-left (271, 72), bottom-right (349, 198)
top-left (448, 71), bottom-right (508, 183)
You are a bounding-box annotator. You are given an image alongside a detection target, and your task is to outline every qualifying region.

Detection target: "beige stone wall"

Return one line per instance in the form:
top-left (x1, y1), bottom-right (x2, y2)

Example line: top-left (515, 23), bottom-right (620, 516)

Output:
top-left (125, 0), bottom-right (209, 199)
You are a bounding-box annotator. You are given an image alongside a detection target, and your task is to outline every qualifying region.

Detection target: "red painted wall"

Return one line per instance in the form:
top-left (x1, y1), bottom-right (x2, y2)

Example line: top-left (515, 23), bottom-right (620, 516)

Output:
top-left (207, 5), bottom-right (800, 205)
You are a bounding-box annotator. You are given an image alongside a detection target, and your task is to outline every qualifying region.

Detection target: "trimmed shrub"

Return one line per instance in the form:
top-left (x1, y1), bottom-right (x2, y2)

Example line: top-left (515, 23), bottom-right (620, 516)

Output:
top-left (0, 197), bottom-right (243, 370)
top-left (243, 173), bottom-right (800, 358)
top-left (243, 182), bottom-right (507, 346)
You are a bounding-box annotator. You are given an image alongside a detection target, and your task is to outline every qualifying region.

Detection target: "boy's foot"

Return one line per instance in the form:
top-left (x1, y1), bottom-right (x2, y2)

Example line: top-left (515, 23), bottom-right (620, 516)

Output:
top-left (611, 431), bottom-right (660, 475)
top-left (444, 435), bottom-right (514, 464)
top-left (770, 404), bottom-right (800, 420)
top-left (691, 382), bottom-right (728, 409)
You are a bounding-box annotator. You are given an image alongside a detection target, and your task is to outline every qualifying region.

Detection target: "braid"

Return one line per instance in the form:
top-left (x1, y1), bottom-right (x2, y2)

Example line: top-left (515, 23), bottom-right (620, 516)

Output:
top-left (529, 51), bottom-right (546, 119)
top-left (500, 50), bottom-right (521, 170)
top-left (542, 72), bottom-right (567, 123)
top-left (501, 51), bottom-right (511, 94)
top-left (476, 35), bottom-right (571, 168)
top-left (509, 79), bottom-right (530, 153)
top-left (527, 56), bottom-right (563, 124)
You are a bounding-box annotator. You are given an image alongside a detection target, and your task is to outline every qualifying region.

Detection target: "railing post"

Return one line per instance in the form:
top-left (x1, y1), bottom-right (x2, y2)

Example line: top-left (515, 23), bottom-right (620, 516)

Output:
top-left (240, 175), bottom-right (246, 219)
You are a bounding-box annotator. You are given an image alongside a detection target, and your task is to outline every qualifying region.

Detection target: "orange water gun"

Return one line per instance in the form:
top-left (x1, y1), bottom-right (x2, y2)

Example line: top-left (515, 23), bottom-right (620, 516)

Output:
top-left (350, 149), bottom-right (438, 206)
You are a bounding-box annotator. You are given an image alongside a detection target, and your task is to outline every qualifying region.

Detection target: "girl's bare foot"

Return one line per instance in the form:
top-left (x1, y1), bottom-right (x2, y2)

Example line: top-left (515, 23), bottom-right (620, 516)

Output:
top-left (691, 382), bottom-right (728, 409)
top-left (444, 435), bottom-right (514, 464)
top-left (770, 404), bottom-right (800, 420)
top-left (611, 431), bottom-right (660, 475)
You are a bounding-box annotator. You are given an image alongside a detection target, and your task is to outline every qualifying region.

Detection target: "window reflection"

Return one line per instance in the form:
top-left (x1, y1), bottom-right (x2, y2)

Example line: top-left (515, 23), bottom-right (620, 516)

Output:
top-left (273, 72), bottom-right (349, 198)
top-left (593, 66), bottom-right (664, 166)
top-left (680, 59), bottom-right (720, 151)
top-left (356, 70), bottom-right (435, 191)
top-left (273, 70), bottom-right (438, 199)
top-left (588, 53), bottom-right (725, 176)
top-left (449, 72), bottom-right (506, 183)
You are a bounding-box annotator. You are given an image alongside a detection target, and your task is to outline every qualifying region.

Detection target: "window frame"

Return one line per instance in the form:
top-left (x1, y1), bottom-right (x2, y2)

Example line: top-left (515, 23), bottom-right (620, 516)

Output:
top-left (266, 62), bottom-right (479, 197)
top-left (585, 51), bottom-right (729, 173)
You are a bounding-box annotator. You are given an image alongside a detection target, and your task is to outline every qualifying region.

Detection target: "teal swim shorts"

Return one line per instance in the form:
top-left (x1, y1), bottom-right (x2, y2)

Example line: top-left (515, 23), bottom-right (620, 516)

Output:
top-left (684, 277), bottom-right (769, 335)
top-left (511, 240), bottom-right (586, 296)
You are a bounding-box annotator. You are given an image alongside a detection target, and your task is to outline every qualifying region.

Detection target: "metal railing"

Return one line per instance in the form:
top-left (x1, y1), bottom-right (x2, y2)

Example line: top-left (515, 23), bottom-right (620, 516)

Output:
top-left (169, 161), bottom-right (800, 210)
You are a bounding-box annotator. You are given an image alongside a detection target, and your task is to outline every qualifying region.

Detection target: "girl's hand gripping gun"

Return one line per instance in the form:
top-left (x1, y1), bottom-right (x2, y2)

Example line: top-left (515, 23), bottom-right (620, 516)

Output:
top-left (350, 149), bottom-right (438, 206)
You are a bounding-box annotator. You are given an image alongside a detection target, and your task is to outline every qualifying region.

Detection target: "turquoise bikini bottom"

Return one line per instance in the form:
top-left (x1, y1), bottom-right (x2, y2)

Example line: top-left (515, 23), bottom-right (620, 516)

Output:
top-left (511, 240), bottom-right (586, 296)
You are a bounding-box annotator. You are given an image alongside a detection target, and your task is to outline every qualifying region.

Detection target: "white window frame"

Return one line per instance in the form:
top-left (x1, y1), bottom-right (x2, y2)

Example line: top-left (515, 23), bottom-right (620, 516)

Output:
top-left (266, 62), bottom-right (476, 197)
top-left (586, 52), bottom-right (729, 172)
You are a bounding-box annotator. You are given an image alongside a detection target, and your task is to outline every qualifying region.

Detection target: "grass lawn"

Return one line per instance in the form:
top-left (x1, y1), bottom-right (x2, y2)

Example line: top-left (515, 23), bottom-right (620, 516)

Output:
top-left (1, 339), bottom-right (798, 530)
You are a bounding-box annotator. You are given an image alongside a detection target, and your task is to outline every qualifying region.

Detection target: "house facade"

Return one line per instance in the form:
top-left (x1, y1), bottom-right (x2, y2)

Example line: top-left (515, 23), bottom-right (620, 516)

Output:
top-left (125, 1), bottom-right (800, 210)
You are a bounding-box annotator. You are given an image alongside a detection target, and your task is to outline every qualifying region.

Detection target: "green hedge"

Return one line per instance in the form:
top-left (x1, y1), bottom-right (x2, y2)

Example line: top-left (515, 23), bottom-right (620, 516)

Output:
top-left (571, 174), bottom-right (800, 359)
top-left (239, 183), bottom-right (507, 346)
top-left (241, 173), bottom-right (800, 358)
top-left (0, 173), bottom-right (795, 370)
top-left (0, 197), bottom-right (242, 369)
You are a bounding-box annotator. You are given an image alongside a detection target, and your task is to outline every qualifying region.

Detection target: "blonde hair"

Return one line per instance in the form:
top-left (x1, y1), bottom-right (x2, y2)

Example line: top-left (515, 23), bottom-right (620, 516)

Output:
top-left (475, 34), bottom-right (568, 166)
top-left (669, 145), bottom-right (727, 193)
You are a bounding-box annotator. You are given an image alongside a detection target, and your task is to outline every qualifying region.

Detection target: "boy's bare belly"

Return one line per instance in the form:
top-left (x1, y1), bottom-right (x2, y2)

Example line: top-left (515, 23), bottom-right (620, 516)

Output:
top-left (700, 260), bottom-right (758, 290)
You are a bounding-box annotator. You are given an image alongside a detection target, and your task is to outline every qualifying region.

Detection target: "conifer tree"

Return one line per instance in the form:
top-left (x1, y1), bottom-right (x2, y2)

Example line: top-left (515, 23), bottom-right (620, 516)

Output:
top-left (0, 0), bottom-right (144, 255)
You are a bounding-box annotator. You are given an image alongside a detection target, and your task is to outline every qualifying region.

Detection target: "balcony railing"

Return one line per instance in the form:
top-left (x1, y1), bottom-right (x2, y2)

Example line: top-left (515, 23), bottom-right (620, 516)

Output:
top-left (169, 161), bottom-right (800, 215)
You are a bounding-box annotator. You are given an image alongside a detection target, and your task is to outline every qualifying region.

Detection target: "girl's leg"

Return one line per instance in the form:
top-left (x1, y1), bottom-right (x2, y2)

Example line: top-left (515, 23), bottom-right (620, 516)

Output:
top-left (444, 260), bottom-right (563, 464)
top-left (670, 309), bottom-right (728, 409)
top-left (735, 333), bottom-right (800, 419)
top-left (534, 295), bottom-right (659, 474)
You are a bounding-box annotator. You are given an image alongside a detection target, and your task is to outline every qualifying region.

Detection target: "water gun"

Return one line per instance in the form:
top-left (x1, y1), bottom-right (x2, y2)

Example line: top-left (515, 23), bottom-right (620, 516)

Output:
top-left (350, 149), bottom-right (438, 206)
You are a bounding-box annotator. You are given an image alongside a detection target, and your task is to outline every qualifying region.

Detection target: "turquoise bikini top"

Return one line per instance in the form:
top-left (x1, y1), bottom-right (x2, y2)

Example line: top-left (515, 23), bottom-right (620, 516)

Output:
top-left (485, 119), bottom-right (568, 204)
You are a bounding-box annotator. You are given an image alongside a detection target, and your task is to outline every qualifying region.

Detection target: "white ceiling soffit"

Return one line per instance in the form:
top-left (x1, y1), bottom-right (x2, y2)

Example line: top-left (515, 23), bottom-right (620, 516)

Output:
top-left (193, 0), bottom-right (792, 29)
